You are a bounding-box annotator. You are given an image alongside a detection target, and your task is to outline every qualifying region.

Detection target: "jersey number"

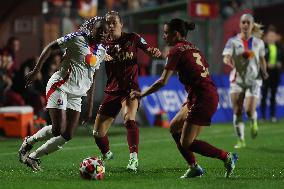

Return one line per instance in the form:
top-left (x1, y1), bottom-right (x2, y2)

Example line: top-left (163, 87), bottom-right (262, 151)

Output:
top-left (193, 53), bottom-right (209, 78)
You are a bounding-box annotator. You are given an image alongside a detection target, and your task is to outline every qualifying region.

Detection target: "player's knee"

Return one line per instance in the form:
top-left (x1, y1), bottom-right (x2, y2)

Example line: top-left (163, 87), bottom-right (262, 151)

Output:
top-left (180, 140), bottom-right (192, 149)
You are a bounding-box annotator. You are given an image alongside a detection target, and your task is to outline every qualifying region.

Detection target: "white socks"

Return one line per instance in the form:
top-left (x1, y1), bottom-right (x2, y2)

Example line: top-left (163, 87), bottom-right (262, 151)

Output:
top-left (27, 125), bottom-right (53, 145)
top-left (233, 114), bottom-right (245, 141)
top-left (29, 135), bottom-right (67, 159)
top-left (130, 152), bottom-right (138, 160)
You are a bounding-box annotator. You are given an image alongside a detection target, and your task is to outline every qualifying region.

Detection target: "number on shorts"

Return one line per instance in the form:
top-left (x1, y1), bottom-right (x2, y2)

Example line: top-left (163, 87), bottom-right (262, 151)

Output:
top-left (193, 52), bottom-right (209, 78)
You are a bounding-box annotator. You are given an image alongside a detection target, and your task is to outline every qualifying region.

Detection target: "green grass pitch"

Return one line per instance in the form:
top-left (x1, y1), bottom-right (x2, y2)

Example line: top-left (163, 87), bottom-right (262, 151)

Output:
top-left (0, 120), bottom-right (284, 189)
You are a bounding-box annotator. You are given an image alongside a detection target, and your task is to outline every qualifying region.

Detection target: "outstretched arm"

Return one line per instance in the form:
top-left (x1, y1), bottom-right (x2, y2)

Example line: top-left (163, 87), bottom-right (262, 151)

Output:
top-left (84, 72), bottom-right (96, 123)
top-left (25, 41), bottom-right (60, 87)
top-left (130, 69), bottom-right (173, 99)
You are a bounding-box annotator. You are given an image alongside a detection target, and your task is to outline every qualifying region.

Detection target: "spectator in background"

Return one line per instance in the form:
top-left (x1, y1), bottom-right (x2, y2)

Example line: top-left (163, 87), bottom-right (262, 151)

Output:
top-left (221, 0), bottom-right (243, 19)
top-left (12, 57), bottom-right (46, 121)
top-left (1, 36), bottom-right (21, 73)
top-left (78, 0), bottom-right (98, 18)
top-left (261, 26), bottom-right (283, 123)
top-left (0, 36), bottom-right (25, 106)
top-left (42, 52), bottom-right (62, 87)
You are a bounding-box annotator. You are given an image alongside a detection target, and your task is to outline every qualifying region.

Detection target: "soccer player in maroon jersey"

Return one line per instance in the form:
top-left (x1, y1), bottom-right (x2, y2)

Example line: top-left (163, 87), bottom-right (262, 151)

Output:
top-left (92, 11), bottom-right (161, 171)
top-left (131, 18), bottom-right (238, 178)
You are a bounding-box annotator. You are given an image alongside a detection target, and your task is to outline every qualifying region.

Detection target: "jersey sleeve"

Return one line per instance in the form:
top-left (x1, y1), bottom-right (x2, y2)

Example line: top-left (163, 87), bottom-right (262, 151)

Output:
top-left (259, 39), bottom-right (265, 57)
top-left (133, 33), bottom-right (150, 52)
top-left (56, 32), bottom-right (82, 50)
top-left (222, 38), bottom-right (234, 56)
top-left (165, 47), bottom-right (181, 71)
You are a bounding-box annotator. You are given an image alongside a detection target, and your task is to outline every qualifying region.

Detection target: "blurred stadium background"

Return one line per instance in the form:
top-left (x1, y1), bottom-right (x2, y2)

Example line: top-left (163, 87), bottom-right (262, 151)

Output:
top-left (1, 0), bottom-right (284, 130)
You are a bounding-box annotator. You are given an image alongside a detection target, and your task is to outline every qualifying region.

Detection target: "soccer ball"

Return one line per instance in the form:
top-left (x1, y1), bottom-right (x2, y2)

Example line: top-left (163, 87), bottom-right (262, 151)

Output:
top-left (79, 157), bottom-right (105, 180)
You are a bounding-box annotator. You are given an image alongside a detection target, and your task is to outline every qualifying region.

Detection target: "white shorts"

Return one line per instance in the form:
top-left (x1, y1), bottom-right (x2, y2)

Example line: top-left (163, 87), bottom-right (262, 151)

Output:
top-left (229, 82), bottom-right (261, 97)
top-left (46, 88), bottom-right (82, 112)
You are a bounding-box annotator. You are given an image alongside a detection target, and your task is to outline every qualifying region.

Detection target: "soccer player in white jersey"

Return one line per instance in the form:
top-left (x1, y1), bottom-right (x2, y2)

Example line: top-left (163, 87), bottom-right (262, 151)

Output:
top-left (18, 17), bottom-right (111, 171)
top-left (223, 14), bottom-right (269, 148)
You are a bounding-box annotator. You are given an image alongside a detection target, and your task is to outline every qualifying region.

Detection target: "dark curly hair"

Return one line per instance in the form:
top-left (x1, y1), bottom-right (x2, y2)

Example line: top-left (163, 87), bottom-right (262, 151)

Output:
top-left (79, 16), bottom-right (106, 36)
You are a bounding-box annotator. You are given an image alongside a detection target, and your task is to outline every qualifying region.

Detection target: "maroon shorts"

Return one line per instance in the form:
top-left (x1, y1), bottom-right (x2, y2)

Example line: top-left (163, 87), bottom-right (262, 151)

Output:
top-left (185, 91), bottom-right (219, 126)
top-left (98, 92), bottom-right (140, 118)
top-left (97, 93), bottom-right (127, 118)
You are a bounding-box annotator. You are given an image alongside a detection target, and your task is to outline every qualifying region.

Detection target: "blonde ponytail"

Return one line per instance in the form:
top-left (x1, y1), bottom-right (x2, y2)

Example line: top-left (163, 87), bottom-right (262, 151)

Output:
top-left (252, 22), bottom-right (264, 38)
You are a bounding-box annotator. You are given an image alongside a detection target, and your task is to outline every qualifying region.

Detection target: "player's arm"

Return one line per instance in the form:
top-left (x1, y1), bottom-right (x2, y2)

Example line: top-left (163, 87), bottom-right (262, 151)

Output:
top-left (25, 41), bottom-right (60, 87)
top-left (134, 33), bottom-right (161, 58)
top-left (146, 47), bottom-right (162, 58)
top-left (130, 69), bottom-right (173, 99)
top-left (84, 72), bottom-right (96, 122)
top-left (222, 38), bottom-right (234, 68)
top-left (259, 56), bottom-right (269, 80)
top-left (223, 54), bottom-right (234, 68)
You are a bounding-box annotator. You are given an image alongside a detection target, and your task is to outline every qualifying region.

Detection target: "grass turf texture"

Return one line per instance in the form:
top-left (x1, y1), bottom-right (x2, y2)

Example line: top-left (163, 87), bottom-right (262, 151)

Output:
top-left (0, 120), bottom-right (284, 189)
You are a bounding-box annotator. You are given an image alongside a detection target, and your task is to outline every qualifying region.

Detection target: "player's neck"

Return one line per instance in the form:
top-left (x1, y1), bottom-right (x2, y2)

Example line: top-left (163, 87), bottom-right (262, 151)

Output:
top-left (110, 32), bottom-right (123, 41)
top-left (240, 32), bottom-right (252, 40)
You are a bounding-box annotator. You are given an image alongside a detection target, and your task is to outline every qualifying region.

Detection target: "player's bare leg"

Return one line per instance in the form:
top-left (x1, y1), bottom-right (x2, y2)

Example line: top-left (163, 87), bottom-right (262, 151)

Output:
top-left (93, 114), bottom-right (114, 160)
top-left (170, 104), bottom-right (197, 172)
top-left (122, 98), bottom-right (139, 171)
top-left (231, 92), bottom-right (246, 148)
top-left (245, 96), bottom-right (259, 139)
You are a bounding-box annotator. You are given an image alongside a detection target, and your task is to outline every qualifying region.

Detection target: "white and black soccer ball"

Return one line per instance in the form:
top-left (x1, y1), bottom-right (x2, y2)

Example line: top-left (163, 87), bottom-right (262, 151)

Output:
top-left (79, 157), bottom-right (105, 180)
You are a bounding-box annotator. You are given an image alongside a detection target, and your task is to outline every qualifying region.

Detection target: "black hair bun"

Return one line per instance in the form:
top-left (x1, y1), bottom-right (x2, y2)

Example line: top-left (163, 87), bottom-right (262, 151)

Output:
top-left (186, 22), bottom-right (195, 31)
